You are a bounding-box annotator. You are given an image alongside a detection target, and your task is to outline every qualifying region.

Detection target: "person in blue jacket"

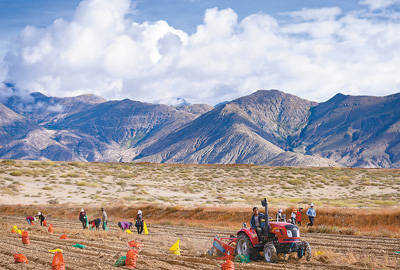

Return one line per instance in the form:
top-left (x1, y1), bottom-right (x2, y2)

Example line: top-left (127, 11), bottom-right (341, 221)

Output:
top-left (306, 203), bottom-right (316, 226)
top-left (250, 206), bottom-right (265, 240)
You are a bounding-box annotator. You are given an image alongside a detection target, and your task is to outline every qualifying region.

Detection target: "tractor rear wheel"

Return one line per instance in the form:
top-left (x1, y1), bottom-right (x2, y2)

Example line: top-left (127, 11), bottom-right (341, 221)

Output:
top-left (263, 243), bottom-right (277, 262)
top-left (235, 234), bottom-right (258, 260)
top-left (298, 241), bottom-right (311, 261)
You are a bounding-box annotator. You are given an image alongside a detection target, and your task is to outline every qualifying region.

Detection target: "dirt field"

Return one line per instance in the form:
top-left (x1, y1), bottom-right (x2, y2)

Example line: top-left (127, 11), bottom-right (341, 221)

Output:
top-left (1, 215), bottom-right (399, 269)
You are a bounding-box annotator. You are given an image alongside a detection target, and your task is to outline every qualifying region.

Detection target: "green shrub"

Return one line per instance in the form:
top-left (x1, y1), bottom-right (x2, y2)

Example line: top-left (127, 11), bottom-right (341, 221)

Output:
top-left (10, 171), bottom-right (23, 176)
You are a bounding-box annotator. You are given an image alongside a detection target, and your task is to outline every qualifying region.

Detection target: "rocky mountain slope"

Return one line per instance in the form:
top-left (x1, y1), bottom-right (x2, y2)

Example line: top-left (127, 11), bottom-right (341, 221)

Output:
top-left (0, 86), bottom-right (398, 167)
top-left (134, 90), bottom-right (336, 166)
top-left (292, 93), bottom-right (400, 168)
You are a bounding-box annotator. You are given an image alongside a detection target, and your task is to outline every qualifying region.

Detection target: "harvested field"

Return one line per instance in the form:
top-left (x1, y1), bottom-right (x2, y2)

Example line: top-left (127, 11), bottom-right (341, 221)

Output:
top-left (1, 215), bottom-right (399, 269)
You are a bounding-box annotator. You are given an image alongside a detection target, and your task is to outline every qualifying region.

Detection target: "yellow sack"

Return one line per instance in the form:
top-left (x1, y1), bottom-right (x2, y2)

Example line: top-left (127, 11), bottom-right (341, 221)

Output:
top-left (11, 225), bottom-right (18, 233)
top-left (125, 229), bottom-right (132, 234)
top-left (169, 239), bottom-right (182, 256)
top-left (48, 248), bottom-right (63, 253)
top-left (143, 221), bottom-right (149, 235)
top-left (17, 229), bottom-right (22, 235)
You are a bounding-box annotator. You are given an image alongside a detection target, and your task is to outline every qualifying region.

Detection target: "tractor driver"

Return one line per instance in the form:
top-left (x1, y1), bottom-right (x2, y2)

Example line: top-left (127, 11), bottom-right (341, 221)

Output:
top-left (250, 207), bottom-right (265, 241)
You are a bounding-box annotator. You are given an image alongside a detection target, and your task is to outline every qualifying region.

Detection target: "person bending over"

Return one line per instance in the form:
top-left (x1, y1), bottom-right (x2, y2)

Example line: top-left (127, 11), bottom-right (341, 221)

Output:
top-left (118, 221), bottom-right (133, 231)
top-left (35, 212), bottom-right (46, 226)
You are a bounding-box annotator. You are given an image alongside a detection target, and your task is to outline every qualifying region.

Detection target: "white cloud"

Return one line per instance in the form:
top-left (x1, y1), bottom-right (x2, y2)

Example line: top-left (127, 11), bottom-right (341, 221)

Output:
top-left (284, 7), bottom-right (342, 21)
top-left (359, 0), bottom-right (400, 10)
top-left (1, 0), bottom-right (400, 105)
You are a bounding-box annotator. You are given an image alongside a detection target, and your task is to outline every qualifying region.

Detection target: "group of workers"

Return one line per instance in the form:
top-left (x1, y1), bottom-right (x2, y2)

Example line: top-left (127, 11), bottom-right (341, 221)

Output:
top-left (275, 203), bottom-right (316, 226)
top-left (25, 212), bottom-right (46, 226)
top-left (78, 208), bottom-right (109, 230)
top-left (251, 203), bottom-right (317, 236)
top-left (78, 208), bottom-right (144, 234)
top-left (26, 208), bottom-right (145, 235)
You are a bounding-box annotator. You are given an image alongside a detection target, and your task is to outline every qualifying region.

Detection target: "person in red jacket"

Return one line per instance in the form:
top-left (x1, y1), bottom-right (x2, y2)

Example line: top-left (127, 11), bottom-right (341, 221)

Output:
top-left (26, 216), bottom-right (35, 225)
top-left (296, 208), bottom-right (303, 226)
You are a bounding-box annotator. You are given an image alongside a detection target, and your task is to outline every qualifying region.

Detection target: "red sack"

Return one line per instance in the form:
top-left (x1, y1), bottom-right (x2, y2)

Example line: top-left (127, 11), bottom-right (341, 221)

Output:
top-left (128, 240), bottom-right (141, 249)
top-left (43, 220), bottom-right (48, 226)
top-left (125, 249), bottom-right (138, 268)
top-left (22, 231), bottom-right (30, 245)
top-left (221, 260), bottom-right (235, 270)
top-left (11, 227), bottom-right (17, 234)
top-left (13, 254), bottom-right (28, 263)
top-left (52, 252), bottom-right (65, 270)
top-left (48, 224), bottom-right (54, 234)
top-left (59, 234), bottom-right (68, 240)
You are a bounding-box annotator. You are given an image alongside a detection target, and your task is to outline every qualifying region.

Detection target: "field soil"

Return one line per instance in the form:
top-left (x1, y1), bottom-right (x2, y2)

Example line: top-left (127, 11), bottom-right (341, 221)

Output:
top-left (1, 215), bottom-right (399, 269)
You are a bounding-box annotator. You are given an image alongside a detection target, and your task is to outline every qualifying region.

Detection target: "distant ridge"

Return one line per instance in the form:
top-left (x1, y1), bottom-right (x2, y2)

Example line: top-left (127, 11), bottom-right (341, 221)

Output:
top-left (0, 88), bottom-right (399, 168)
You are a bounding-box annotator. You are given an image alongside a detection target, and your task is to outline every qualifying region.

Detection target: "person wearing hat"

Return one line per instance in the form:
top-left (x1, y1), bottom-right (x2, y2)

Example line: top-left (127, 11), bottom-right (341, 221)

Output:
top-left (306, 203), bottom-right (316, 226)
top-left (290, 209), bottom-right (297, 225)
top-left (101, 208), bottom-right (108, 230)
top-left (79, 208), bottom-right (88, 229)
top-left (135, 210), bottom-right (144, 234)
top-left (276, 209), bottom-right (284, 222)
top-left (35, 211), bottom-right (46, 226)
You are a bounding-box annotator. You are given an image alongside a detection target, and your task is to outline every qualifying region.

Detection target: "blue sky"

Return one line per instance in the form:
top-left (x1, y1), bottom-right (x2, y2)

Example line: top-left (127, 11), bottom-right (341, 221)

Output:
top-left (0, 0), bottom-right (399, 104)
top-left (0, 0), bottom-right (362, 36)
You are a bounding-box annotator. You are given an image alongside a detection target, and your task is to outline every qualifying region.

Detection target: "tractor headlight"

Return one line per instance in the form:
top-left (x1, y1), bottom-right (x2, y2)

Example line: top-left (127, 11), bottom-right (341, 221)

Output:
top-left (287, 230), bottom-right (292, 237)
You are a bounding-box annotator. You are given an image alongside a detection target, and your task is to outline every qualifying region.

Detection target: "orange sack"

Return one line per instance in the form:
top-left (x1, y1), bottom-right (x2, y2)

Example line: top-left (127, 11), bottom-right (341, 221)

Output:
top-left (43, 220), bottom-right (47, 226)
top-left (21, 231), bottom-right (30, 245)
top-left (125, 249), bottom-right (138, 268)
top-left (11, 227), bottom-right (17, 234)
top-left (52, 252), bottom-right (65, 270)
top-left (59, 234), bottom-right (68, 240)
top-left (13, 254), bottom-right (28, 263)
top-left (48, 224), bottom-right (54, 234)
top-left (128, 240), bottom-right (141, 249)
top-left (221, 259), bottom-right (235, 270)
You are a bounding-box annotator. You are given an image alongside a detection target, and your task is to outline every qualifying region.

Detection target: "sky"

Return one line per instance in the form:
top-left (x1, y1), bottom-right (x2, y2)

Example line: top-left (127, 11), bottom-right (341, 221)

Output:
top-left (0, 0), bottom-right (400, 105)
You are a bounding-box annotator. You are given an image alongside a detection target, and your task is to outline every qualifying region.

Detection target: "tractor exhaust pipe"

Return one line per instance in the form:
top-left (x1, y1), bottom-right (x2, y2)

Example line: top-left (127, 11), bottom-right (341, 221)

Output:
top-left (261, 198), bottom-right (269, 237)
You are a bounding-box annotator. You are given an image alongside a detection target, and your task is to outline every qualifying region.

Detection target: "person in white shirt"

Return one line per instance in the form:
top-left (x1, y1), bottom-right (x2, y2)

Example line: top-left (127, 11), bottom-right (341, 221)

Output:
top-left (306, 203), bottom-right (316, 226)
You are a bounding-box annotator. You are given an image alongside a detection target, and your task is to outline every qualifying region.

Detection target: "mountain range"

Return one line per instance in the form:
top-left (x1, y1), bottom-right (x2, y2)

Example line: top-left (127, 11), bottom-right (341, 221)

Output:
top-left (1, 87), bottom-right (399, 168)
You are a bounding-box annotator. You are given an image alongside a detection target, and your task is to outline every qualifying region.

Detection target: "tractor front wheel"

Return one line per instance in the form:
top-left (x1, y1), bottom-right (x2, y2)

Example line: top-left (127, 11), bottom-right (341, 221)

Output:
top-left (263, 243), bottom-right (277, 262)
top-left (235, 234), bottom-right (257, 260)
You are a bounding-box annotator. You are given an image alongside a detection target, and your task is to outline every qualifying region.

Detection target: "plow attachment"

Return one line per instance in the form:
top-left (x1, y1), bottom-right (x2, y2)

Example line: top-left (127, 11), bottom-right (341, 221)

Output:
top-left (208, 236), bottom-right (237, 260)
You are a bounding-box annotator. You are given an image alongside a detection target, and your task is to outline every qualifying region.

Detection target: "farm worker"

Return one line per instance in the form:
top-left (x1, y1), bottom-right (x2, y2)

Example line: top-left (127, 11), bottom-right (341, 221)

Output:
top-left (306, 203), bottom-right (316, 227)
top-left (290, 209), bottom-right (297, 224)
top-left (135, 210), bottom-right (144, 234)
top-left (296, 208), bottom-right (303, 225)
top-left (35, 212), bottom-right (46, 226)
top-left (101, 208), bottom-right (107, 230)
top-left (250, 206), bottom-right (265, 241)
top-left (118, 221), bottom-right (133, 231)
top-left (79, 208), bottom-right (88, 229)
top-left (26, 216), bottom-right (35, 225)
top-left (276, 209), bottom-right (284, 222)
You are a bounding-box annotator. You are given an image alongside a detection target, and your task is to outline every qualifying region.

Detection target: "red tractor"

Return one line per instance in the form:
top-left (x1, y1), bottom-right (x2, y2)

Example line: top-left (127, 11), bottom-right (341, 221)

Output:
top-left (235, 198), bottom-right (311, 262)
